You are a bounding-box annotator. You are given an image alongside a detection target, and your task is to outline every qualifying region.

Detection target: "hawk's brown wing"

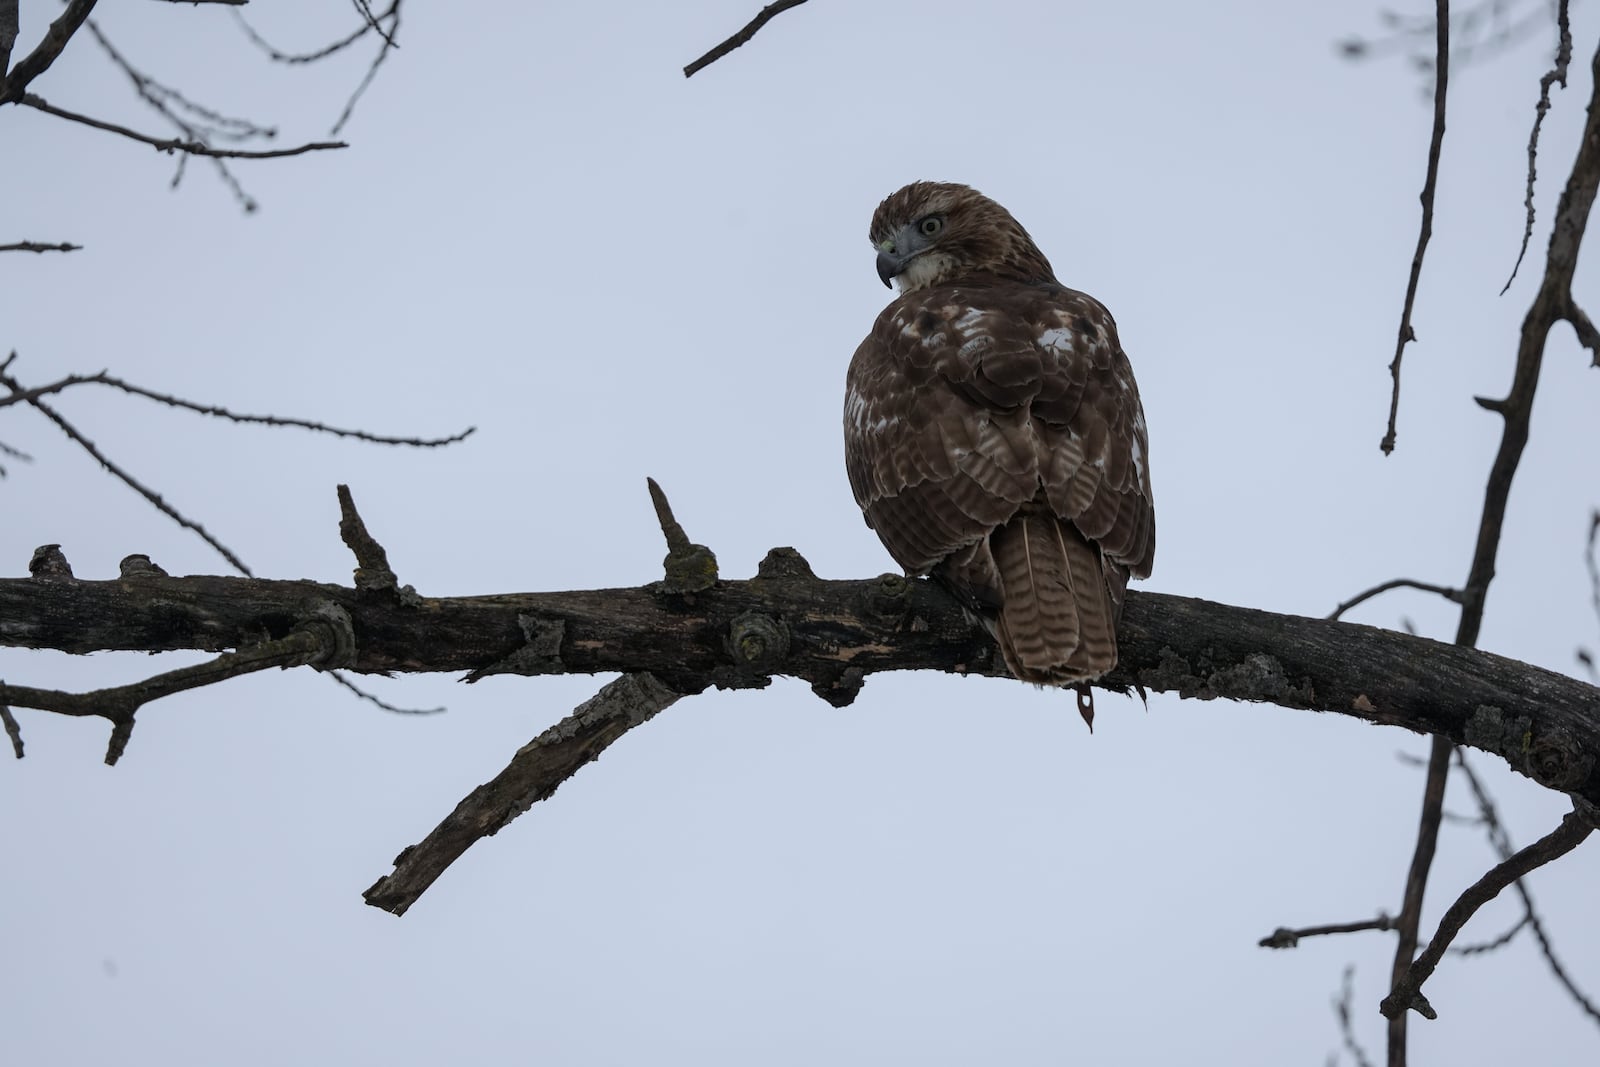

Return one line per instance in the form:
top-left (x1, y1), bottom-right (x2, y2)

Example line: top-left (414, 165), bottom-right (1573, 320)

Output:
top-left (843, 280), bottom-right (1154, 680)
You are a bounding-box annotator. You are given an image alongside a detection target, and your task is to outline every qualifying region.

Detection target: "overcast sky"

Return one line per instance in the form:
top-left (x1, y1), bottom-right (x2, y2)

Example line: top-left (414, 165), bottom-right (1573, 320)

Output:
top-left (4, 1), bottom-right (1598, 1063)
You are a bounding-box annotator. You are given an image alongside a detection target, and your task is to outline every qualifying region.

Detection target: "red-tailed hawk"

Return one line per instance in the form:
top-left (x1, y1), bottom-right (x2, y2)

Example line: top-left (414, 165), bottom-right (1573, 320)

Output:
top-left (844, 182), bottom-right (1155, 713)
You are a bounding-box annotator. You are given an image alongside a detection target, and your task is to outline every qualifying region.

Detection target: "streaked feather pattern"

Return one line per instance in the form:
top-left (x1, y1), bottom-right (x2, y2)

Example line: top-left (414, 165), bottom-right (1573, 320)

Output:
top-left (845, 183), bottom-right (1154, 688)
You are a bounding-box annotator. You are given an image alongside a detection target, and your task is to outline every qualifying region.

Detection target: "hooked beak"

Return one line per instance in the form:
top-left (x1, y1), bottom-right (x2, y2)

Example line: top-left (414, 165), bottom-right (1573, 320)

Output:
top-left (875, 249), bottom-right (903, 289)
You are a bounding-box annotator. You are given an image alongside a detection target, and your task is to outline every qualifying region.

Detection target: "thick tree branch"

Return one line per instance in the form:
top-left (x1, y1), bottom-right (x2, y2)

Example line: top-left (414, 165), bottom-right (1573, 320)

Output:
top-left (2, 554), bottom-right (1597, 798)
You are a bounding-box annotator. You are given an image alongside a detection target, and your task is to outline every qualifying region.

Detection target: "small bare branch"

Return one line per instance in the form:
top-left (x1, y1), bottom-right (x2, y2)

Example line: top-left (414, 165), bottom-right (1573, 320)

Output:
top-left (1446, 914), bottom-right (1528, 955)
top-left (1260, 915), bottom-right (1395, 949)
top-left (21, 93), bottom-right (345, 159)
top-left (337, 484), bottom-right (400, 593)
top-left (326, 671), bottom-right (441, 715)
top-left (1381, 807), bottom-right (1596, 1021)
top-left (1327, 578), bottom-right (1464, 621)
top-left (0, 621), bottom-right (340, 764)
top-left (1380, 0), bottom-right (1449, 456)
top-left (0, 363), bottom-right (252, 576)
top-left (363, 672), bottom-right (687, 915)
top-left (0, 241), bottom-right (81, 253)
top-left (1455, 752), bottom-right (1600, 1025)
top-left (684, 0), bottom-right (810, 78)
top-left (1387, 736), bottom-right (1452, 1063)
top-left (1500, 0), bottom-right (1572, 294)
top-left (0, 702), bottom-right (22, 759)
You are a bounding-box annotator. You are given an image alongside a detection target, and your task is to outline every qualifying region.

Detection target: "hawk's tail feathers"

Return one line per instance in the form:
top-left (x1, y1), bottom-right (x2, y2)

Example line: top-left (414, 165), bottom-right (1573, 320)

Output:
top-left (991, 512), bottom-right (1119, 686)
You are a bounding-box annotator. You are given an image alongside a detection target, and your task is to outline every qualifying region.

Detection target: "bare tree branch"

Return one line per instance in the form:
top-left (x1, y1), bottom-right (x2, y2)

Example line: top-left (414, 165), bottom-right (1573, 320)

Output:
top-left (0, 241), bottom-right (81, 253)
top-left (1501, 0), bottom-right (1573, 293)
top-left (363, 672), bottom-right (687, 915)
top-left (1380, 0), bottom-right (1450, 456)
top-left (0, 367), bottom-right (473, 445)
top-left (1455, 751), bottom-right (1600, 1026)
top-left (1380, 805), bottom-right (1596, 1021)
top-left (0, 0), bottom-right (97, 105)
top-left (20, 93), bottom-right (345, 159)
top-left (684, 0), bottom-right (810, 78)
top-left (1328, 578), bottom-right (1464, 621)
top-left (1261, 915), bottom-right (1395, 948)
top-left (230, 1), bottom-right (401, 135)
top-left (0, 0), bottom-right (19, 82)
top-left (1334, 967), bottom-right (1378, 1067)
top-left (0, 362), bottom-right (253, 575)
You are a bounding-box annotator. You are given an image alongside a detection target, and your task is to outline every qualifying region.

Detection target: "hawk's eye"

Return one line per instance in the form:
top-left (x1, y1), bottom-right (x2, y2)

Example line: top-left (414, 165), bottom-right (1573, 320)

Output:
top-left (919, 216), bottom-right (944, 237)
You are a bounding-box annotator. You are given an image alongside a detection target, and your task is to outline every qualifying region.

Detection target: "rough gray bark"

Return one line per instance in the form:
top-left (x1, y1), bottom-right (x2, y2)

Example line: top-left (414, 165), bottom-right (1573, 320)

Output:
top-left (2, 547), bottom-right (1596, 804)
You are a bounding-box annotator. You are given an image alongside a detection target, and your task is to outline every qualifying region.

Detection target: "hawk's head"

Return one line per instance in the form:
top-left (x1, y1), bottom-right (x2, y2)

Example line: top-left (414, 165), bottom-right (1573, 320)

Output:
top-left (868, 181), bottom-right (1057, 294)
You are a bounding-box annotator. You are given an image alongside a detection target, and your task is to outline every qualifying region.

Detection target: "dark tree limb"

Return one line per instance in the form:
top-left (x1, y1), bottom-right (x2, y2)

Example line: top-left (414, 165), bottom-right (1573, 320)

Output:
top-left (1380, 0), bottom-right (1449, 456)
top-left (1455, 751), bottom-right (1600, 1025)
top-left (684, 0), bottom-right (810, 78)
top-left (0, 603), bottom-right (353, 764)
top-left (0, 0), bottom-right (97, 105)
top-left (0, 241), bottom-right (81, 253)
top-left (1260, 914), bottom-right (1395, 949)
top-left (1380, 805), bottom-right (1597, 1021)
top-left (363, 672), bottom-right (688, 916)
top-left (2, 550), bottom-right (1597, 798)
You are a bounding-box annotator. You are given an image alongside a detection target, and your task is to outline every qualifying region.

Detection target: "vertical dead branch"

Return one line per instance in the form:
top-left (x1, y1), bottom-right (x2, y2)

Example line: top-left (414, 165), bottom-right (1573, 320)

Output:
top-left (1380, 0), bottom-right (1450, 456)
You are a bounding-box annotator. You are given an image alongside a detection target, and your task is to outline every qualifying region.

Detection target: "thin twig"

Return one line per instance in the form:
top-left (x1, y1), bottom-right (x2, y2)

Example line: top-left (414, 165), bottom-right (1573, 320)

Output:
top-left (1260, 914), bottom-right (1395, 948)
top-left (21, 93), bottom-right (345, 159)
top-left (1334, 967), bottom-right (1377, 1067)
top-left (1381, 808), bottom-right (1595, 1020)
top-left (1500, 0), bottom-right (1572, 294)
top-left (1327, 578), bottom-right (1464, 620)
top-left (0, 369), bottom-right (472, 444)
top-left (0, 365), bottom-right (253, 576)
top-left (1446, 913), bottom-right (1528, 955)
top-left (684, 0), bottom-right (810, 78)
top-left (326, 671), bottom-right (441, 715)
top-left (1380, 0), bottom-right (1449, 456)
top-left (0, 241), bottom-right (81, 253)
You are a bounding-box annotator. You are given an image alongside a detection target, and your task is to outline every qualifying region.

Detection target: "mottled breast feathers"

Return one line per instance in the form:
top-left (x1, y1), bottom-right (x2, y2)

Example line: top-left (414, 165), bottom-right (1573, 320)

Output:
top-left (844, 182), bottom-right (1155, 691)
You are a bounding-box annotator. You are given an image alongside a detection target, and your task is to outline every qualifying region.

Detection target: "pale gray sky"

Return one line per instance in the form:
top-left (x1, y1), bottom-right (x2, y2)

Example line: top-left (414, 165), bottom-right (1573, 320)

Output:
top-left (3, 2), bottom-right (1598, 1064)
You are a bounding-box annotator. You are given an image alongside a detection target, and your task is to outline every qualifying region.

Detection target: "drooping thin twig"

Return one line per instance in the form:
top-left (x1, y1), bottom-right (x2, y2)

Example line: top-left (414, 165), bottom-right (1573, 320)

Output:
top-left (0, 241), bottom-right (81, 253)
top-left (363, 672), bottom-right (686, 916)
top-left (0, 364), bottom-right (253, 576)
top-left (231, 1), bottom-right (400, 134)
top-left (0, 0), bottom-right (97, 105)
top-left (1500, 0), bottom-right (1572, 294)
top-left (20, 94), bottom-right (345, 159)
top-left (1327, 578), bottom-right (1464, 621)
top-left (684, 0), bottom-right (810, 78)
top-left (1260, 914), bottom-right (1395, 948)
top-left (1381, 807), bottom-right (1595, 1020)
top-left (326, 671), bottom-right (441, 715)
top-left (1334, 967), bottom-right (1377, 1067)
top-left (1380, 0), bottom-right (1449, 456)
